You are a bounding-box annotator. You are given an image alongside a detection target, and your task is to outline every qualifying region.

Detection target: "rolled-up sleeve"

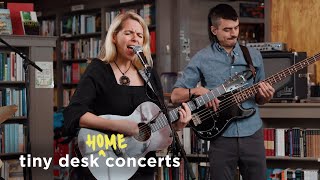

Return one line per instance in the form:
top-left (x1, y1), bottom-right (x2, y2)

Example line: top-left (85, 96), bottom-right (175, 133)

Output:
top-left (173, 54), bottom-right (202, 89)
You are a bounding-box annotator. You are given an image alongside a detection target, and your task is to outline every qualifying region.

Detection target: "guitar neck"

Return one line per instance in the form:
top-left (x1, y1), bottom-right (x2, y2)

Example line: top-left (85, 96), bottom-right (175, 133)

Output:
top-left (150, 52), bottom-right (320, 132)
top-left (233, 52), bottom-right (320, 103)
top-left (150, 85), bottom-right (226, 132)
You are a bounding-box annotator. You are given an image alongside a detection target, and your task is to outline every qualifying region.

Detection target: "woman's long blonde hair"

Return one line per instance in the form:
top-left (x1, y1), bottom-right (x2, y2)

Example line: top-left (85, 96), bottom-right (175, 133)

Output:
top-left (98, 11), bottom-right (153, 69)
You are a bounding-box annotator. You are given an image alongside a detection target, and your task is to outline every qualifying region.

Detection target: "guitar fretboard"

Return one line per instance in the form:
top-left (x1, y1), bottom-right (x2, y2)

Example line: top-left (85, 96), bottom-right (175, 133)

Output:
top-left (232, 52), bottom-right (320, 103)
top-left (149, 85), bottom-right (226, 132)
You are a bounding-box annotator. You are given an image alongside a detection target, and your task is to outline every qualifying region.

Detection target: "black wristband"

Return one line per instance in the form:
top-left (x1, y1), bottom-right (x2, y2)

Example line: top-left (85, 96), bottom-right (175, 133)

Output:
top-left (189, 88), bottom-right (192, 100)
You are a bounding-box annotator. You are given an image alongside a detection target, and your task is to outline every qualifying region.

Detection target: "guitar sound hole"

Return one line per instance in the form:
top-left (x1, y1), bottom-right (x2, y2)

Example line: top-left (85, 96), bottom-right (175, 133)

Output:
top-left (134, 123), bottom-right (151, 142)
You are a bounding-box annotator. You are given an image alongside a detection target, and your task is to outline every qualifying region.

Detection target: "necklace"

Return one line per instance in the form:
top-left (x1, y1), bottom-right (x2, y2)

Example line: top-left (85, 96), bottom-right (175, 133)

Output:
top-left (114, 61), bottom-right (132, 86)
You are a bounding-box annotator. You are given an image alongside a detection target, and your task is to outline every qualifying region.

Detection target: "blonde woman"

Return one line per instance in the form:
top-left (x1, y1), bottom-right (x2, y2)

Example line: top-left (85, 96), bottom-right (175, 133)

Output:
top-left (64, 12), bottom-right (191, 180)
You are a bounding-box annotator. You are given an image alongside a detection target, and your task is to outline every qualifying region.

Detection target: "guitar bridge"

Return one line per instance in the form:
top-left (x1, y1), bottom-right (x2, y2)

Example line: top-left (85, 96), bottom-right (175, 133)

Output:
top-left (191, 114), bottom-right (202, 126)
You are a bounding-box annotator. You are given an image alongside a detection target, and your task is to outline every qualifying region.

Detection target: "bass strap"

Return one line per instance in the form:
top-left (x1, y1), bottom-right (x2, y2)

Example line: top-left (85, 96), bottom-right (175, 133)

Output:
top-left (240, 45), bottom-right (256, 80)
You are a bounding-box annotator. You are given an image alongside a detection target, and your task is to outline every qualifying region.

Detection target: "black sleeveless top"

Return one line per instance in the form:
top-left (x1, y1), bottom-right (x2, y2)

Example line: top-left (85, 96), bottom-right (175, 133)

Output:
top-left (63, 58), bottom-right (163, 136)
top-left (63, 59), bottom-right (163, 179)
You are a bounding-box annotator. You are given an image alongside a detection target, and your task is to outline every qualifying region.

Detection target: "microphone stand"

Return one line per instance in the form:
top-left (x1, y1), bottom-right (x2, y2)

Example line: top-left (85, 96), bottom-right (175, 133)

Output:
top-left (130, 45), bottom-right (195, 179)
top-left (142, 68), bottom-right (196, 180)
top-left (0, 37), bottom-right (43, 180)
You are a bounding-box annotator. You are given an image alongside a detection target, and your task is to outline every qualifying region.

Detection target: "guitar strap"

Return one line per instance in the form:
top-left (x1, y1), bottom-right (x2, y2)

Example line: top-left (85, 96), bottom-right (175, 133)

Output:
top-left (240, 45), bottom-right (256, 80)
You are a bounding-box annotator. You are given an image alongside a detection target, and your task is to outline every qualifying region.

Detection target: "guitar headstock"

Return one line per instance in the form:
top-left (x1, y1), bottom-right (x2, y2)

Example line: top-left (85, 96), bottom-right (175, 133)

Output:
top-left (223, 73), bottom-right (247, 93)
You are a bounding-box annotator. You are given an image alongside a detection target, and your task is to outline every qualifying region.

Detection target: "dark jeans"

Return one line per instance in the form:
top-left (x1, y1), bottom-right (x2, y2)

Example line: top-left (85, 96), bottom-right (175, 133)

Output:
top-left (209, 128), bottom-right (266, 180)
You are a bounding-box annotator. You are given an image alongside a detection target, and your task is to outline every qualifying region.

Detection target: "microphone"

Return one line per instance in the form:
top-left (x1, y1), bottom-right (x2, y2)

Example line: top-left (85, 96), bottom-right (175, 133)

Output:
top-left (128, 45), bottom-right (150, 69)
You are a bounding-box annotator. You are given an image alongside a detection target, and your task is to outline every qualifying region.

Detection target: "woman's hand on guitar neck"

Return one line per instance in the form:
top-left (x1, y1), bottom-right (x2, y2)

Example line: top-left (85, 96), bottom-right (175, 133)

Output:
top-left (173, 102), bottom-right (192, 130)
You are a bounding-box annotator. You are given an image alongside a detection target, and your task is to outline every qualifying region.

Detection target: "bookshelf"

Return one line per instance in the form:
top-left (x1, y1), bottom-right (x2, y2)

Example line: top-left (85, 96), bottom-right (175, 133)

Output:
top-left (0, 35), bottom-right (56, 179)
top-left (38, 0), bottom-right (156, 111)
top-left (157, 98), bottom-right (320, 179)
top-left (260, 103), bottom-right (320, 170)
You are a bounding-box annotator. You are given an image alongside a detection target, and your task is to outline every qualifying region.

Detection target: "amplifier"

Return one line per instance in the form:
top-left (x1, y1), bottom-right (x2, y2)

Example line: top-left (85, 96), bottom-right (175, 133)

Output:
top-left (261, 52), bottom-right (308, 102)
top-left (246, 42), bottom-right (287, 52)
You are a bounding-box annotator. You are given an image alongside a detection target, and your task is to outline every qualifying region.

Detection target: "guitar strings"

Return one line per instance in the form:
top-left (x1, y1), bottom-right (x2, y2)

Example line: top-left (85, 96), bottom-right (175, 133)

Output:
top-left (138, 61), bottom-right (306, 136)
top-left (135, 53), bottom-right (320, 136)
top-left (191, 53), bottom-right (320, 124)
top-left (194, 65), bottom-right (295, 121)
top-left (136, 107), bottom-right (182, 137)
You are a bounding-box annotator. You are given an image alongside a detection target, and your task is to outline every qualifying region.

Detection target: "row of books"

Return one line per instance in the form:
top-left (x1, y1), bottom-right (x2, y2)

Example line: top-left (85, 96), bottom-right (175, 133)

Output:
top-left (105, 3), bottom-right (155, 30)
top-left (264, 128), bottom-right (320, 158)
top-left (156, 160), bottom-right (210, 180)
top-left (0, 8), bottom-right (39, 35)
top-left (177, 127), bottom-right (320, 158)
top-left (150, 31), bottom-right (156, 54)
top-left (53, 137), bottom-right (75, 179)
top-left (41, 4), bottom-right (155, 37)
top-left (157, 164), bottom-right (320, 180)
top-left (0, 52), bottom-right (25, 82)
top-left (40, 19), bottom-right (55, 36)
top-left (60, 14), bottom-right (101, 36)
top-left (0, 88), bottom-right (27, 117)
top-left (62, 63), bottom-right (88, 84)
top-left (180, 128), bottom-right (209, 155)
top-left (267, 168), bottom-right (319, 180)
top-left (60, 38), bottom-right (102, 60)
top-left (0, 124), bottom-right (25, 154)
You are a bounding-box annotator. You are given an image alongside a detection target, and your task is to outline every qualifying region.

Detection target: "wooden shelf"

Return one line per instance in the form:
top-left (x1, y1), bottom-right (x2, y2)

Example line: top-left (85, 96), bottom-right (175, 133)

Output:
top-left (266, 156), bottom-right (320, 162)
top-left (107, 0), bottom-right (154, 9)
top-left (3, 116), bottom-right (27, 124)
top-left (62, 83), bottom-right (79, 86)
top-left (240, 17), bottom-right (264, 24)
top-left (0, 152), bottom-right (27, 160)
top-left (60, 32), bottom-right (102, 40)
top-left (62, 59), bottom-right (89, 63)
top-left (0, 35), bottom-right (57, 47)
top-left (0, 81), bottom-right (25, 86)
top-left (259, 103), bottom-right (320, 119)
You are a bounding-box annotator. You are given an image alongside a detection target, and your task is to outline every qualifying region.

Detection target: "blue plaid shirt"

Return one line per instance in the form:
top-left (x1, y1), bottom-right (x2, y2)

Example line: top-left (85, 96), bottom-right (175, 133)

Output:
top-left (174, 42), bottom-right (265, 137)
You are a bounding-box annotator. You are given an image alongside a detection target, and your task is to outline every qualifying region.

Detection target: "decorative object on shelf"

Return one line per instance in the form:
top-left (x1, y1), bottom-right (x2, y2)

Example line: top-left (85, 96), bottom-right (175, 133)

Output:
top-left (0, 9), bottom-right (13, 35)
top-left (20, 11), bottom-right (40, 35)
top-left (7, 2), bottom-right (34, 35)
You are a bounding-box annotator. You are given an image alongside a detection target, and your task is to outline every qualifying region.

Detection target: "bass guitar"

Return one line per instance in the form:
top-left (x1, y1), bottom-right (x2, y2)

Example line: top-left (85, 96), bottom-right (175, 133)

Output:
top-left (190, 52), bottom-right (320, 140)
top-left (77, 73), bottom-right (247, 180)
